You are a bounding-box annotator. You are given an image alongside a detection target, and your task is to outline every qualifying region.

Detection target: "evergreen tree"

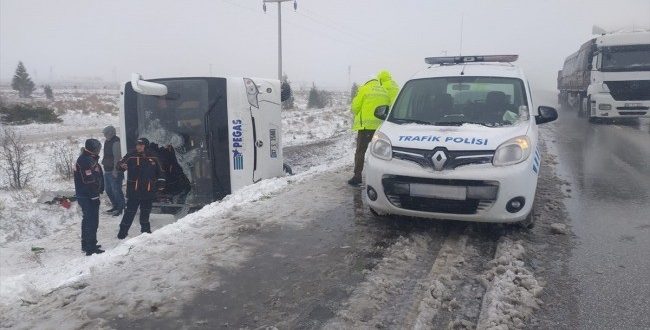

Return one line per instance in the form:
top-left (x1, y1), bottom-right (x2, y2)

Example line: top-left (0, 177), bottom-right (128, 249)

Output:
top-left (307, 83), bottom-right (329, 109)
top-left (350, 82), bottom-right (359, 101)
top-left (11, 62), bottom-right (35, 98)
top-left (281, 74), bottom-right (294, 110)
top-left (43, 85), bottom-right (54, 100)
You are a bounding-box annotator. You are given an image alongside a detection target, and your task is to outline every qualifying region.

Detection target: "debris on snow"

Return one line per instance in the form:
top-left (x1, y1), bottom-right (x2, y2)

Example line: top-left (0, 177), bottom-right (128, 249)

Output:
top-left (550, 223), bottom-right (569, 235)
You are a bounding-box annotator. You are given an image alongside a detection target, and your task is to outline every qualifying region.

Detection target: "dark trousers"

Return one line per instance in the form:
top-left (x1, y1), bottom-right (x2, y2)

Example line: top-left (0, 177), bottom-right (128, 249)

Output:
top-left (353, 130), bottom-right (376, 180)
top-left (104, 172), bottom-right (125, 210)
top-left (119, 198), bottom-right (153, 234)
top-left (78, 197), bottom-right (100, 251)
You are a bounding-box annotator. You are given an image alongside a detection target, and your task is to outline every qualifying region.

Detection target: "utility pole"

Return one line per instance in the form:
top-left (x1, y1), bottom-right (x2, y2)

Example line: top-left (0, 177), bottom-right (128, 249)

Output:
top-left (263, 0), bottom-right (297, 81)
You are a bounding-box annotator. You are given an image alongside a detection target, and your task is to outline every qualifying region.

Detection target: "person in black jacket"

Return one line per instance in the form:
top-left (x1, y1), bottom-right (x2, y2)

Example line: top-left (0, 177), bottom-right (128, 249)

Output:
top-left (74, 139), bottom-right (105, 256)
top-left (117, 138), bottom-right (165, 239)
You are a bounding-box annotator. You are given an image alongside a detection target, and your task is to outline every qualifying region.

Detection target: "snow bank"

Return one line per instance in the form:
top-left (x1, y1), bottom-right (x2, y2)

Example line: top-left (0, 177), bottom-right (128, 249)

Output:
top-left (0, 158), bottom-right (349, 328)
top-left (477, 238), bottom-right (543, 330)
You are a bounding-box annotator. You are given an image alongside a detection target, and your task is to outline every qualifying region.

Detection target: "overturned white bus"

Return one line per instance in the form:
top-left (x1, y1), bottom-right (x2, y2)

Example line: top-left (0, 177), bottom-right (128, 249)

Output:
top-left (120, 74), bottom-right (286, 215)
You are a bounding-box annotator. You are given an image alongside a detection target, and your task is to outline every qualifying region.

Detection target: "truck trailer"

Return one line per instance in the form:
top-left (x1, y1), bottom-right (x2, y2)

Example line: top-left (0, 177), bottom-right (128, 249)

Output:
top-left (557, 30), bottom-right (650, 122)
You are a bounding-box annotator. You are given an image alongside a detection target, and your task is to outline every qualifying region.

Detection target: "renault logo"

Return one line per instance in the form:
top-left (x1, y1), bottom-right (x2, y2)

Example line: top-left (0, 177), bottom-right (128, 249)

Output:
top-left (431, 150), bottom-right (447, 171)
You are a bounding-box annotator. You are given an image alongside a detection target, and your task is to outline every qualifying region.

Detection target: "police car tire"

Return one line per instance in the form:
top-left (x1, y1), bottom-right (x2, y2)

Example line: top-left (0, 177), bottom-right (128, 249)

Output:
top-left (369, 207), bottom-right (391, 219)
top-left (518, 205), bottom-right (536, 229)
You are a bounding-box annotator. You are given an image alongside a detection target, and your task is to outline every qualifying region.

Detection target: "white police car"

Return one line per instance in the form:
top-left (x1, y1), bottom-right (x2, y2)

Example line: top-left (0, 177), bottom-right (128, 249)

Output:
top-left (364, 55), bottom-right (558, 226)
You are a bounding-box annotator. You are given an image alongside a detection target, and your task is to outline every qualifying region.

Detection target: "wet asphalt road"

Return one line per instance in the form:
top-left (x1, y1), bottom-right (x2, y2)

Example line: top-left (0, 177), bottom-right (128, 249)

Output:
top-left (545, 103), bottom-right (650, 329)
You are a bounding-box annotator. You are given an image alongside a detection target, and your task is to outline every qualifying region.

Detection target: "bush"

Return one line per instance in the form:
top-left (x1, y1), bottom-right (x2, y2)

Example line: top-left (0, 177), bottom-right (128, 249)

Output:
top-left (52, 142), bottom-right (78, 180)
top-left (43, 85), bottom-right (54, 100)
top-left (0, 128), bottom-right (33, 189)
top-left (307, 83), bottom-right (330, 109)
top-left (0, 103), bottom-right (62, 125)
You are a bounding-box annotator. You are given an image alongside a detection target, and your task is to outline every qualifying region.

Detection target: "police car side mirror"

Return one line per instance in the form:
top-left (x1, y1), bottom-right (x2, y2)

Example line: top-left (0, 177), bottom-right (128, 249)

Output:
top-left (536, 106), bottom-right (558, 125)
top-left (375, 105), bottom-right (390, 120)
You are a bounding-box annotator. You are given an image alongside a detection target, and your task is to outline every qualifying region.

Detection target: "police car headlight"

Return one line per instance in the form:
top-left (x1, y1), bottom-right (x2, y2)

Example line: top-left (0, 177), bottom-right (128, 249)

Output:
top-left (370, 132), bottom-right (392, 161)
top-left (493, 136), bottom-right (531, 166)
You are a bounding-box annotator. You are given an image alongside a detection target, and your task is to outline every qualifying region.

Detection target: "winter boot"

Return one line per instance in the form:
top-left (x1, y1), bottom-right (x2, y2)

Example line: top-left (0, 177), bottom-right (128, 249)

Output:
top-left (141, 223), bottom-right (151, 234)
top-left (104, 208), bottom-right (117, 214)
top-left (347, 177), bottom-right (362, 186)
top-left (86, 247), bottom-right (105, 256)
top-left (111, 209), bottom-right (123, 217)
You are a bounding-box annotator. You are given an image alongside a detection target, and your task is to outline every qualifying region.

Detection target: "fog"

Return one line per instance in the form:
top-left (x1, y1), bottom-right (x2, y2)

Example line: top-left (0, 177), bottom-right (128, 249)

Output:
top-left (1, 0), bottom-right (649, 90)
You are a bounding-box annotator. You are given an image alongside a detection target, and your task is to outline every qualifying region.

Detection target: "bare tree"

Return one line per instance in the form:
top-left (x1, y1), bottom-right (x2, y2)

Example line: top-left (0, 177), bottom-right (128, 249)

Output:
top-left (52, 142), bottom-right (77, 180)
top-left (0, 128), bottom-right (33, 189)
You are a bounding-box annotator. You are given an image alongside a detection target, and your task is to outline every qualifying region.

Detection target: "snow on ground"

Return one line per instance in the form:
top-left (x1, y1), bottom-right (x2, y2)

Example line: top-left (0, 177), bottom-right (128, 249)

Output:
top-left (0, 158), bottom-right (351, 329)
top-left (477, 238), bottom-right (543, 329)
top-left (282, 91), bottom-right (352, 147)
top-left (16, 111), bottom-right (118, 137)
top-left (0, 138), bottom-right (95, 245)
top-left (0, 89), bottom-right (355, 328)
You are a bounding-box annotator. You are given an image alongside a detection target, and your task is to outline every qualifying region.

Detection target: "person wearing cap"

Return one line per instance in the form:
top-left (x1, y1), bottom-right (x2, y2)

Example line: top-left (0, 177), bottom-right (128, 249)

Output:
top-left (101, 125), bottom-right (125, 216)
top-left (348, 74), bottom-right (391, 186)
top-left (377, 70), bottom-right (400, 104)
top-left (116, 137), bottom-right (166, 239)
top-left (74, 138), bottom-right (105, 256)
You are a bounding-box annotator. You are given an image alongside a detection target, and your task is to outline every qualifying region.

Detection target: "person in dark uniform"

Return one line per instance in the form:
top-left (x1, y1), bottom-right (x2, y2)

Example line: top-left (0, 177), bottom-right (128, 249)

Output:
top-left (117, 138), bottom-right (166, 239)
top-left (101, 125), bottom-right (125, 216)
top-left (74, 138), bottom-right (105, 256)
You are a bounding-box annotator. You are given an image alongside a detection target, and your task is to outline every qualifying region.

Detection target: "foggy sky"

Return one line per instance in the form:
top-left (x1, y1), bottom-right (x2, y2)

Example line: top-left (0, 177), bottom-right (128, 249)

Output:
top-left (1, 0), bottom-right (649, 90)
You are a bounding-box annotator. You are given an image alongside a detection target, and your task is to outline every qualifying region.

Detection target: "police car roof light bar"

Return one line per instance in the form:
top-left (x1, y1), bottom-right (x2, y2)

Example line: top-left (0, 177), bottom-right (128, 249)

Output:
top-left (425, 55), bottom-right (519, 65)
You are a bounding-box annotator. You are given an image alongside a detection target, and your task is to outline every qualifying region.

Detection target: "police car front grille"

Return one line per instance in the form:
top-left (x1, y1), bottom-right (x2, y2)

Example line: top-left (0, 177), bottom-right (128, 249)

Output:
top-left (382, 176), bottom-right (499, 215)
top-left (392, 147), bottom-right (494, 170)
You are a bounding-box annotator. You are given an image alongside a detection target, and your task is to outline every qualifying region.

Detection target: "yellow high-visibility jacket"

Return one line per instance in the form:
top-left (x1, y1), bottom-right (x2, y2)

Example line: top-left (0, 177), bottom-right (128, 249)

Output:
top-left (351, 79), bottom-right (391, 131)
top-left (378, 70), bottom-right (400, 104)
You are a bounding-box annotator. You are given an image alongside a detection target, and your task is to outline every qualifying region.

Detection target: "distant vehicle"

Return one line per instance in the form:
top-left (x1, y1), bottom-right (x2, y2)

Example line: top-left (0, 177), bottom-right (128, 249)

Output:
top-left (120, 74), bottom-right (286, 215)
top-left (557, 30), bottom-right (650, 121)
top-left (364, 55), bottom-right (558, 227)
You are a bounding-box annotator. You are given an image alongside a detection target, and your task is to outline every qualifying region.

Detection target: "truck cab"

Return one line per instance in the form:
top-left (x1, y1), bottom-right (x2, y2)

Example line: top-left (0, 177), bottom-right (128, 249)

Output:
top-left (586, 31), bottom-right (650, 120)
top-left (119, 74), bottom-right (284, 214)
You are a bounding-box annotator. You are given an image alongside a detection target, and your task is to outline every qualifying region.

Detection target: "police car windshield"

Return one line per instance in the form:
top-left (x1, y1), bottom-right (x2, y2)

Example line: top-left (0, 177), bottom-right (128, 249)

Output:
top-left (388, 76), bottom-right (529, 127)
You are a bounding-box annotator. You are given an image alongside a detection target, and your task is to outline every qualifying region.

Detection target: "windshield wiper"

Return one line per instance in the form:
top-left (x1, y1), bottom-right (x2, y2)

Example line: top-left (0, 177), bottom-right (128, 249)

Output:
top-left (430, 121), bottom-right (464, 126)
top-left (391, 118), bottom-right (435, 125)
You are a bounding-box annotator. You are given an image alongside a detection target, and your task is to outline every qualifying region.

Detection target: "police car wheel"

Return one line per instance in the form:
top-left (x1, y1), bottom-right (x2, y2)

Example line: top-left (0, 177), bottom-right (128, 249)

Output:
top-left (518, 206), bottom-right (536, 229)
top-left (369, 207), bottom-right (391, 219)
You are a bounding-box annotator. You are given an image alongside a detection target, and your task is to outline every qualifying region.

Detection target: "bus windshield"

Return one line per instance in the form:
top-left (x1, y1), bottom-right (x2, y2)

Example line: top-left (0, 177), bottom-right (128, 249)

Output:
top-left (388, 76), bottom-right (529, 127)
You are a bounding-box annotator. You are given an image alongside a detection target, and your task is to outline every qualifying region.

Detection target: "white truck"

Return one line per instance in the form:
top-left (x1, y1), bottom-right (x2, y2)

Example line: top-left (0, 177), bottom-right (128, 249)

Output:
top-left (557, 30), bottom-right (650, 122)
top-left (120, 74), bottom-right (286, 214)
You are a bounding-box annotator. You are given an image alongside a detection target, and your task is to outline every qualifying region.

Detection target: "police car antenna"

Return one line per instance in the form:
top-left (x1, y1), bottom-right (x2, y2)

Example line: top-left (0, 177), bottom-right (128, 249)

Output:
top-left (459, 14), bottom-right (464, 56)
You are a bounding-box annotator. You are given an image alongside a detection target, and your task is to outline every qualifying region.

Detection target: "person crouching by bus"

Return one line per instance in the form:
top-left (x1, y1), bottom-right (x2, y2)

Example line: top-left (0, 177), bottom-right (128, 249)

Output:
top-left (74, 139), bottom-right (105, 256)
top-left (117, 138), bottom-right (166, 239)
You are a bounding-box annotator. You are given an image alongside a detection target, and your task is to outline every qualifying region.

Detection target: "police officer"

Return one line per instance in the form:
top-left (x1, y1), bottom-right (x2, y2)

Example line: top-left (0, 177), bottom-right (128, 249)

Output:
top-left (348, 74), bottom-right (391, 186)
top-left (378, 70), bottom-right (400, 104)
top-left (101, 125), bottom-right (125, 216)
top-left (74, 138), bottom-right (105, 256)
top-left (117, 138), bottom-right (165, 239)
